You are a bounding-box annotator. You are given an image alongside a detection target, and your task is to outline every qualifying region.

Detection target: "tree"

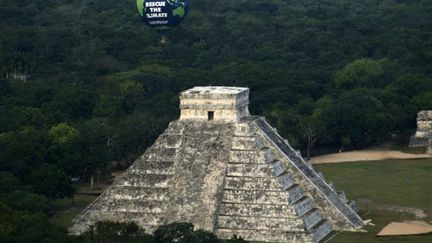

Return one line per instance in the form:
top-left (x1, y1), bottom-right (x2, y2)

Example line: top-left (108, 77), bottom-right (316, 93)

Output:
top-left (29, 164), bottom-right (74, 199)
top-left (6, 190), bottom-right (53, 216)
top-left (49, 122), bottom-right (80, 145)
top-left (325, 89), bottom-right (394, 148)
top-left (227, 235), bottom-right (248, 242)
top-left (153, 222), bottom-right (218, 243)
top-left (82, 221), bottom-right (153, 243)
top-left (0, 172), bottom-right (21, 193)
top-left (298, 115), bottom-right (326, 159)
top-left (335, 58), bottom-right (389, 89)
top-left (412, 91), bottom-right (432, 110)
top-left (153, 222), bottom-right (194, 243)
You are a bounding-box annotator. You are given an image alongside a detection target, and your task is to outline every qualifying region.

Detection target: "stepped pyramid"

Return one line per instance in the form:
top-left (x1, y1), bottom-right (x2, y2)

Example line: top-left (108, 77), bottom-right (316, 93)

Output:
top-left (70, 86), bottom-right (365, 242)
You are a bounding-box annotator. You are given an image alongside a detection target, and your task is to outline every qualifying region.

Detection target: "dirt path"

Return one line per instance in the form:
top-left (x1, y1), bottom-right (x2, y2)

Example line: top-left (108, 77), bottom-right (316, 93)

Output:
top-left (377, 221), bottom-right (432, 236)
top-left (311, 150), bottom-right (432, 164)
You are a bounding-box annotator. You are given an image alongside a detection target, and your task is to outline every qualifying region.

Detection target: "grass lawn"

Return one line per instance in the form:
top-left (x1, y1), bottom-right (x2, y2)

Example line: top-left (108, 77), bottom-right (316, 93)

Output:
top-left (52, 194), bottom-right (98, 228)
top-left (315, 159), bottom-right (432, 242)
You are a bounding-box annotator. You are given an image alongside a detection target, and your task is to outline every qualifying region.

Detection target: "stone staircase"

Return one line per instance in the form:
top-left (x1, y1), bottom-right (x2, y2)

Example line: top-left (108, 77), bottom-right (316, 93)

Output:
top-left (254, 117), bottom-right (364, 229)
top-left (215, 122), bottom-right (332, 242)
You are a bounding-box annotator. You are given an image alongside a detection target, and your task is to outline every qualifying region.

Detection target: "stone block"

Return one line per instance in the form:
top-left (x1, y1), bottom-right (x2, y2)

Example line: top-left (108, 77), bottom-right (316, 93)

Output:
top-left (278, 174), bottom-right (294, 191)
top-left (224, 177), bottom-right (280, 191)
top-left (294, 197), bottom-right (313, 217)
top-left (272, 161), bottom-right (286, 177)
top-left (232, 137), bottom-right (263, 150)
top-left (229, 150), bottom-right (265, 164)
top-left (222, 190), bottom-right (289, 204)
top-left (312, 220), bottom-right (332, 242)
top-left (219, 203), bottom-right (294, 217)
top-left (287, 185), bottom-right (303, 204)
top-left (263, 149), bottom-right (274, 164)
top-left (165, 135), bottom-right (182, 148)
top-left (217, 215), bottom-right (303, 231)
top-left (226, 164), bottom-right (272, 177)
top-left (234, 123), bottom-right (254, 136)
top-left (303, 209), bottom-right (322, 230)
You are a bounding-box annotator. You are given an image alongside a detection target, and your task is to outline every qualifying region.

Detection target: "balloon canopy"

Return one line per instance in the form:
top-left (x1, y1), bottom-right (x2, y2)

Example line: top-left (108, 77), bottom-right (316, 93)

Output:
top-left (137, 0), bottom-right (189, 32)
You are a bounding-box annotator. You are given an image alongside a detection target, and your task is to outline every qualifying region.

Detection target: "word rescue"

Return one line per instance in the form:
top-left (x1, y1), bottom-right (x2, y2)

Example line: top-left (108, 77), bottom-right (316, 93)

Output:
top-left (146, 1), bottom-right (168, 18)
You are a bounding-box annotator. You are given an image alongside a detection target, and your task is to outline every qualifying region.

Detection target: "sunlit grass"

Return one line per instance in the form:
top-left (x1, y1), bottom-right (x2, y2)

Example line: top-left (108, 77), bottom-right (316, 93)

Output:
top-left (315, 159), bottom-right (432, 242)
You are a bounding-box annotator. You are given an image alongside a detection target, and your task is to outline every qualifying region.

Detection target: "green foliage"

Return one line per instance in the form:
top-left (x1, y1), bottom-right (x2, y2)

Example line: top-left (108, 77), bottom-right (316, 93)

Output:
top-left (29, 164), bottom-right (75, 199)
top-left (226, 234), bottom-right (248, 242)
top-left (153, 222), bottom-right (218, 243)
top-left (6, 190), bottom-right (54, 216)
top-left (335, 58), bottom-right (389, 89)
top-left (80, 221), bottom-right (154, 243)
top-left (49, 123), bottom-right (80, 145)
top-left (0, 172), bottom-right (21, 193)
top-left (77, 221), bottom-right (226, 243)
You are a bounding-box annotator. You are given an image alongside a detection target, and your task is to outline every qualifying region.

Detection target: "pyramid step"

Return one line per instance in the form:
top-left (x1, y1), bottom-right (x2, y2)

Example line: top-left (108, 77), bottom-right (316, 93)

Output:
top-left (105, 188), bottom-right (170, 201)
top-left (309, 219), bottom-right (332, 243)
top-left (234, 123), bottom-right (254, 136)
top-left (302, 208), bottom-right (322, 231)
top-left (293, 196), bottom-right (314, 217)
top-left (91, 210), bottom-right (166, 226)
top-left (117, 174), bottom-right (171, 187)
top-left (229, 150), bottom-right (268, 164)
top-left (278, 173), bottom-right (294, 191)
top-left (98, 199), bottom-right (169, 213)
top-left (217, 215), bottom-right (303, 231)
top-left (232, 136), bottom-right (264, 150)
top-left (133, 161), bottom-right (174, 170)
top-left (222, 189), bottom-right (290, 204)
top-left (224, 177), bottom-right (280, 191)
top-left (272, 160), bottom-right (286, 176)
top-left (145, 147), bottom-right (177, 160)
top-left (130, 168), bottom-right (175, 175)
top-left (226, 164), bottom-right (273, 177)
top-left (219, 203), bottom-right (295, 217)
top-left (262, 148), bottom-right (274, 163)
top-left (287, 184), bottom-right (304, 204)
top-left (159, 134), bottom-right (182, 148)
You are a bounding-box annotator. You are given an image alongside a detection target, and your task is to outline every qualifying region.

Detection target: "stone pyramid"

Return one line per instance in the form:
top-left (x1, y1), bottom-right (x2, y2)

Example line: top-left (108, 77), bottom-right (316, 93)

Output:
top-left (70, 86), bottom-right (365, 242)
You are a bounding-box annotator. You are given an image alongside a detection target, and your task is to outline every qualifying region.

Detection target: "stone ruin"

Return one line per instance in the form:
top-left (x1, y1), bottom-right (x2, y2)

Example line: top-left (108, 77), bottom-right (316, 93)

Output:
top-left (70, 86), bottom-right (365, 242)
top-left (409, 111), bottom-right (432, 152)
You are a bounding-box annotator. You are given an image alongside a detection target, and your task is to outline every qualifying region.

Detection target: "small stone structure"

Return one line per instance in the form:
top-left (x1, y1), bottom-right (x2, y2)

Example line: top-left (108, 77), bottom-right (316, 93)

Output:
top-left (180, 86), bottom-right (250, 122)
top-left (70, 86), bottom-right (365, 242)
top-left (409, 111), bottom-right (432, 147)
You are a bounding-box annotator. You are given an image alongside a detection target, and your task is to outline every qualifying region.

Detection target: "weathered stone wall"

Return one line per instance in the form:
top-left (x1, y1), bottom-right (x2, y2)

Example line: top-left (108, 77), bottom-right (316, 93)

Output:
top-left (70, 117), bottom-right (362, 242)
top-left (410, 111), bottom-right (432, 147)
top-left (179, 86), bottom-right (250, 122)
top-left (70, 121), bottom-right (235, 234)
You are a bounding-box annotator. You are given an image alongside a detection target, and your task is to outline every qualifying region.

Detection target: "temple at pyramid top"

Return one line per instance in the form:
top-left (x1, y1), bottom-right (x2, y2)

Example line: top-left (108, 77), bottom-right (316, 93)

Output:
top-left (179, 86), bottom-right (250, 122)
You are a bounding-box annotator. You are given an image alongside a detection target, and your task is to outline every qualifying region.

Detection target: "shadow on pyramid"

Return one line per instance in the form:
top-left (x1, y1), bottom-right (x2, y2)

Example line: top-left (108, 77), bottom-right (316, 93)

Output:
top-left (70, 86), bottom-right (365, 242)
